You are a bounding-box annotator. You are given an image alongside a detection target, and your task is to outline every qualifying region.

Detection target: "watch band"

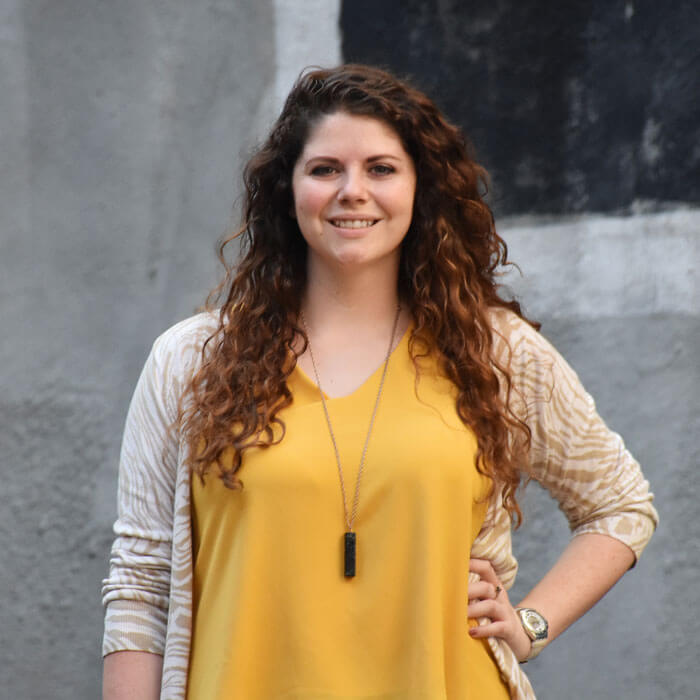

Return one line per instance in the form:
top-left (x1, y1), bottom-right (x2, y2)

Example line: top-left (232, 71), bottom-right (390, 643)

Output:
top-left (523, 634), bottom-right (547, 662)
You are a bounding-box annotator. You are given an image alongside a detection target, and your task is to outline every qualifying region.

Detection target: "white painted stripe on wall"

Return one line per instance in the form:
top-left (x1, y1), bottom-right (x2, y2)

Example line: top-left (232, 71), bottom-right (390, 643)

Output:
top-left (500, 209), bottom-right (700, 317)
top-left (273, 0), bottom-right (342, 112)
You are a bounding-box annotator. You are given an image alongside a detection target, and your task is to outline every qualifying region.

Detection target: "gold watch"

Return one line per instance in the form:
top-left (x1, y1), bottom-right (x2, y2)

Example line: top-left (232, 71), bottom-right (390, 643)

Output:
top-left (515, 607), bottom-right (549, 662)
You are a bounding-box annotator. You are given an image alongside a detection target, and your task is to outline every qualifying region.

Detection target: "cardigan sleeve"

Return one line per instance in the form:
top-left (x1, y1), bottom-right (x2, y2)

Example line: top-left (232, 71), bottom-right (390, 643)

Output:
top-left (499, 312), bottom-right (658, 562)
top-left (102, 315), bottom-right (213, 656)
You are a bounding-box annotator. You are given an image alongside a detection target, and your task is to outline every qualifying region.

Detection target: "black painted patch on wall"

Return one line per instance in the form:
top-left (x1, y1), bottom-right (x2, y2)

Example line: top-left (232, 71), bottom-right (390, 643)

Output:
top-left (341, 0), bottom-right (700, 215)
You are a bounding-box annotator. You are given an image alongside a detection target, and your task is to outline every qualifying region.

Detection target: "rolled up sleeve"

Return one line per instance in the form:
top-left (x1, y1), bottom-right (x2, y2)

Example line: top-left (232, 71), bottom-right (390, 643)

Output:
top-left (508, 318), bottom-right (658, 562)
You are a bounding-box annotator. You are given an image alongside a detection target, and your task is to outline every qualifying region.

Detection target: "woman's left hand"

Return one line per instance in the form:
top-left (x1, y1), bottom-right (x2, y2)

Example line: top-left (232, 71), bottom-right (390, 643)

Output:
top-left (468, 558), bottom-right (533, 663)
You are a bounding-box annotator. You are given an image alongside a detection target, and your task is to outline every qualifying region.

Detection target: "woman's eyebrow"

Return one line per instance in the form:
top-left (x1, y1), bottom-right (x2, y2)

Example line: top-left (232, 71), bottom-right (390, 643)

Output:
top-left (366, 154), bottom-right (402, 161)
top-left (304, 153), bottom-right (403, 164)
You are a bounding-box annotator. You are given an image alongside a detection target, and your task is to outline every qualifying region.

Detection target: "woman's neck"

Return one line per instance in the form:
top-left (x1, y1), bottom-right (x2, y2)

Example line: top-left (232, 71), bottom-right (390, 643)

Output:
top-left (297, 259), bottom-right (408, 398)
top-left (301, 258), bottom-right (402, 334)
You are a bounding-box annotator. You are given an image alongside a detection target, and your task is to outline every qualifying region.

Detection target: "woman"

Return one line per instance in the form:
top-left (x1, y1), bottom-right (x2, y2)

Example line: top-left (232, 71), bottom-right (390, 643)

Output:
top-left (102, 64), bottom-right (657, 699)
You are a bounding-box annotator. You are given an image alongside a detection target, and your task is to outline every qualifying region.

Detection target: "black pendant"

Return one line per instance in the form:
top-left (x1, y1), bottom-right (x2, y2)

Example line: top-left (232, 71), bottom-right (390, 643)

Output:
top-left (344, 532), bottom-right (356, 577)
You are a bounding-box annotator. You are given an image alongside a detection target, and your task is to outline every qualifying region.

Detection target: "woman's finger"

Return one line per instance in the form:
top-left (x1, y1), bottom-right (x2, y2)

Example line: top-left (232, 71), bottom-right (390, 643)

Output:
top-left (468, 597), bottom-right (503, 620)
top-left (469, 619), bottom-right (510, 640)
top-left (469, 557), bottom-right (499, 586)
top-left (467, 580), bottom-right (500, 601)
top-left (469, 558), bottom-right (505, 607)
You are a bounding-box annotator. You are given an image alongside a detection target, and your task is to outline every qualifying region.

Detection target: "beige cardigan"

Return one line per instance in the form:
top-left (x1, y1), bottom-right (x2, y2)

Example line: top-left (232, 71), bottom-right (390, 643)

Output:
top-left (102, 310), bottom-right (658, 699)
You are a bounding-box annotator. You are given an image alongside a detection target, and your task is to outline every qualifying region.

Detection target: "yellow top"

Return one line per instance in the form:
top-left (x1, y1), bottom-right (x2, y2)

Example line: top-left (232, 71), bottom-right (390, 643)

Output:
top-left (188, 328), bottom-right (510, 699)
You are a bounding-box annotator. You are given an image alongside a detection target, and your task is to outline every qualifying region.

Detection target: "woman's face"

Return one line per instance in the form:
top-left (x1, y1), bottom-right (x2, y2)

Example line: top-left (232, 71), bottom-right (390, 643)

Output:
top-left (291, 111), bottom-right (416, 272)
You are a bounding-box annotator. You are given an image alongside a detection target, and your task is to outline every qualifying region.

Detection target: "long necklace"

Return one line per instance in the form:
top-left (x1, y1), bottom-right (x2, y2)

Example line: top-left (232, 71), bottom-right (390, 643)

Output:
top-left (300, 306), bottom-right (401, 578)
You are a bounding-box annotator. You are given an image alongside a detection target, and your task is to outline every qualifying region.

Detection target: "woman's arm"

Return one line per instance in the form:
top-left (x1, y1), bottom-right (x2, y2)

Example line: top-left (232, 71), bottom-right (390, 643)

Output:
top-left (103, 651), bottom-right (163, 700)
top-left (101, 333), bottom-right (179, 662)
top-left (516, 532), bottom-right (634, 643)
top-left (472, 313), bottom-right (658, 661)
top-left (468, 533), bottom-right (635, 661)
top-left (102, 319), bottom-right (217, 689)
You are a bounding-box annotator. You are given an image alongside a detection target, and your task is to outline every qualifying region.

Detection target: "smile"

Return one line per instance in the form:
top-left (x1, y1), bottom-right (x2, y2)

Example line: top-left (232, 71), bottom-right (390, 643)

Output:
top-left (329, 219), bottom-right (379, 229)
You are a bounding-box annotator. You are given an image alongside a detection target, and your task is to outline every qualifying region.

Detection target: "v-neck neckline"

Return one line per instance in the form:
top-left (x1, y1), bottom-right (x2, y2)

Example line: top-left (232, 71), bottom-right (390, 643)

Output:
top-left (294, 324), bottom-right (411, 401)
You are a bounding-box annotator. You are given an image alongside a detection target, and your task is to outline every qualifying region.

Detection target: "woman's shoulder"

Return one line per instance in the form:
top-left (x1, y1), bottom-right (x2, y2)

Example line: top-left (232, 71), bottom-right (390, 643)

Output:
top-left (154, 310), bottom-right (220, 346)
top-left (149, 311), bottom-right (221, 372)
top-left (487, 306), bottom-right (555, 364)
top-left (488, 307), bottom-right (596, 417)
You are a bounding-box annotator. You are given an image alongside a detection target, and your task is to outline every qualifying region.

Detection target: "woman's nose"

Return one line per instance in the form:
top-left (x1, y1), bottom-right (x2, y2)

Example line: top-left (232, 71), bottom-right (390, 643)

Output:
top-left (337, 168), bottom-right (368, 202)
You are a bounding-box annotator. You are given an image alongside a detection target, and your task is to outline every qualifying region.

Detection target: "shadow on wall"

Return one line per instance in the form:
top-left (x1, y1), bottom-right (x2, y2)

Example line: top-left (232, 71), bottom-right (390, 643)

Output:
top-left (341, 0), bottom-right (700, 215)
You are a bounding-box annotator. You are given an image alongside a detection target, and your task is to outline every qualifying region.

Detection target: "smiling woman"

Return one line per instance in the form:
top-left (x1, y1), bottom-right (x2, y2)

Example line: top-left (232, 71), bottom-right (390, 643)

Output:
top-left (102, 65), bottom-right (657, 700)
top-left (292, 112), bottom-right (416, 270)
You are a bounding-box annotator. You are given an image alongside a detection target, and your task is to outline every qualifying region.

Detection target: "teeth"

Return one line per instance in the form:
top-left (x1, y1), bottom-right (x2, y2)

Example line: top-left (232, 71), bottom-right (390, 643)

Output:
top-left (330, 219), bottom-right (376, 229)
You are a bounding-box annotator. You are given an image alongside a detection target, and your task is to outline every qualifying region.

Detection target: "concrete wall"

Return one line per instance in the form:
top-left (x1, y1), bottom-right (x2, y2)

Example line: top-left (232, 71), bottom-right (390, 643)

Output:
top-left (502, 213), bottom-right (699, 699)
top-left (1, 2), bottom-right (338, 698)
top-left (0, 1), bottom-right (696, 698)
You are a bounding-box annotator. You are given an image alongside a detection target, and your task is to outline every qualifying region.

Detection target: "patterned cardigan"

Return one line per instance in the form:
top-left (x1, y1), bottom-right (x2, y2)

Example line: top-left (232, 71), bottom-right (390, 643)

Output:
top-left (102, 310), bottom-right (658, 699)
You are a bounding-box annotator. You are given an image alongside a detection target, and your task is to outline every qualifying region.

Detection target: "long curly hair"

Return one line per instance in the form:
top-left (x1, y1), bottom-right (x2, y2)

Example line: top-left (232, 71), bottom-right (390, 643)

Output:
top-left (181, 64), bottom-right (538, 524)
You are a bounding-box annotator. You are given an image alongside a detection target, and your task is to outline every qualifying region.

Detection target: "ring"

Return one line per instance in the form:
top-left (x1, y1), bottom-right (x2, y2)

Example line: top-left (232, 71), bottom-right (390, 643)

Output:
top-left (494, 585), bottom-right (502, 595)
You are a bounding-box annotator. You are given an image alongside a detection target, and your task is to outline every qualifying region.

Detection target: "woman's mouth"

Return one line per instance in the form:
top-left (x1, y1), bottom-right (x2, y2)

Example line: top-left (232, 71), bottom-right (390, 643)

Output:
top-left (329, 219), bottom-right (379, 229)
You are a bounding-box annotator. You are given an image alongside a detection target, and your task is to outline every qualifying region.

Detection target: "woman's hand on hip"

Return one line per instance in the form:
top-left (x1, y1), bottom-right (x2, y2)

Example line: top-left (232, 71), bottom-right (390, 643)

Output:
top-left (468, 557), bottom-right (532, 663)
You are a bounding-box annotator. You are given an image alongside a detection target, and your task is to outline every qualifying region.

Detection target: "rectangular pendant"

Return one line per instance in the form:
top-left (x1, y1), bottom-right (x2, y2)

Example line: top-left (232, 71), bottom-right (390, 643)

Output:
top-left (344, 532), bottom-right (356, 578)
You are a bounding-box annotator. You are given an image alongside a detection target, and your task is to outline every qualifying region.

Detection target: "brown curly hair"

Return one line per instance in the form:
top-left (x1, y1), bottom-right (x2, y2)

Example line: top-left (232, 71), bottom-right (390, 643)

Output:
top-left (181, 64), bottom-right (538, 524)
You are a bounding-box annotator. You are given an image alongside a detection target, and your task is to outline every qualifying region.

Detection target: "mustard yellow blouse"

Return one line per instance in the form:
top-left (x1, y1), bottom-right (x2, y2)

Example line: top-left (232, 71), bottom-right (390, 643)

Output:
top-left (188, 329), bottom-right (510, 699)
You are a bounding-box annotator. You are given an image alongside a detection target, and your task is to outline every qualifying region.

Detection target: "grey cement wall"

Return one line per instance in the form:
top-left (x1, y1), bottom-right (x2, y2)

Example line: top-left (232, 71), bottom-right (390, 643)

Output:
top-left (502, 213), bottom-right (700, 699)
top-left (1, 1), bottom-right (337, 697)
top-left (0, 2), bottom-right (696, 699)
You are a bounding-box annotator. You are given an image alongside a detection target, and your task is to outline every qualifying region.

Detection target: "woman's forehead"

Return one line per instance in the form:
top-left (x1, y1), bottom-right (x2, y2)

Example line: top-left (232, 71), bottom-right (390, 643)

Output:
top-left (299, 112), bottom-right (408, 160)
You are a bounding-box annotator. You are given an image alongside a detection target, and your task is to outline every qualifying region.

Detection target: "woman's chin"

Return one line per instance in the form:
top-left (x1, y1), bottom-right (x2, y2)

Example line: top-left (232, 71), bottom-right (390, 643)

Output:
top-left (324, 247), bottom-right (400, 271)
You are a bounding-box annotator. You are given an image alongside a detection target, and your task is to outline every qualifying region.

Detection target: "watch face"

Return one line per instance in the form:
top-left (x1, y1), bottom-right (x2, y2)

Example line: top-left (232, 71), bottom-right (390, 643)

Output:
top-left (520, 609), bottom-right (548, 639)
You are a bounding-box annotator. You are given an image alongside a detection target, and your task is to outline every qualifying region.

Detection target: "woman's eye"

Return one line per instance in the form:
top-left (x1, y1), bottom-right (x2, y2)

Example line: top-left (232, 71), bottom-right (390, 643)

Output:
top-left (310, 165), bottom-right (336, 176)
top-left (371, 164), bottom-right (395, 175)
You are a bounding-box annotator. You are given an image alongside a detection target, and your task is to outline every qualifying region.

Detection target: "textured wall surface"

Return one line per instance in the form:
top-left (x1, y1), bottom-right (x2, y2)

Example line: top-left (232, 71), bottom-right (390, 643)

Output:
top-left (1, 1), bottom-right (338, 698)
top-left (502, 214), bottom-right (699, 699)
top-left (0, 1), bottom-right (697, 698)
top-left (342, 0), bottom-right (700, 215)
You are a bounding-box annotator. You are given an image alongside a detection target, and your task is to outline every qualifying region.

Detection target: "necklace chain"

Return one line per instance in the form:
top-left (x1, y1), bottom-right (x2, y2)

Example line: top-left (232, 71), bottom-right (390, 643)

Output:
top-left (300, 306), bottom-right (401, 533)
